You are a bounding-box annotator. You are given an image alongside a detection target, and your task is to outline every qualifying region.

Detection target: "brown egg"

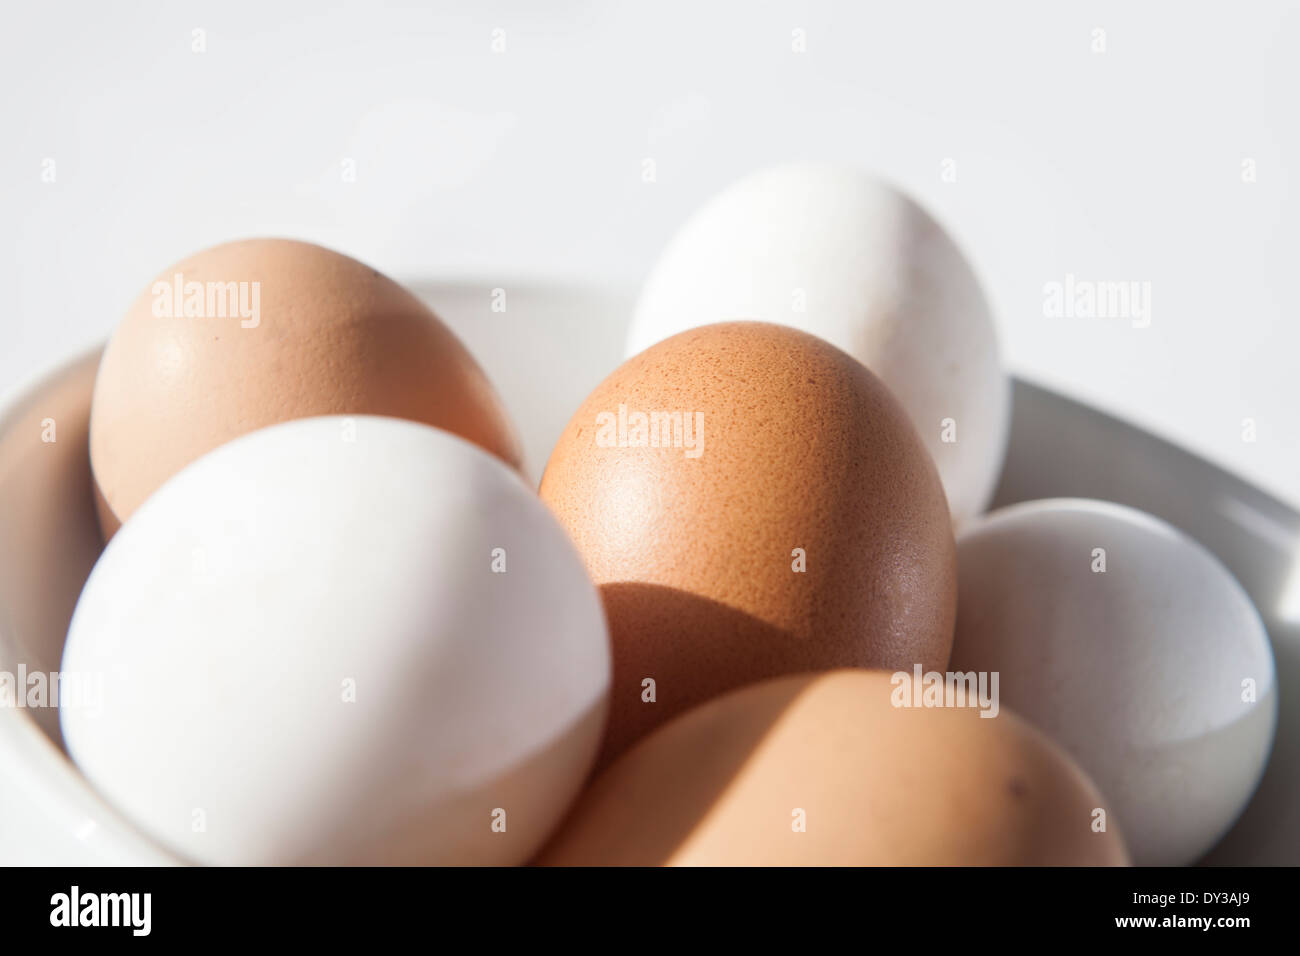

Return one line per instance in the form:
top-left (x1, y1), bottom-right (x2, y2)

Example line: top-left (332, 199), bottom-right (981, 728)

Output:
top-left (539, 322), bottom-right (956, 765)
top-left (90, 238), bottom-right (522, 538)
top-left (537, 670), bottom-right (1130, 866)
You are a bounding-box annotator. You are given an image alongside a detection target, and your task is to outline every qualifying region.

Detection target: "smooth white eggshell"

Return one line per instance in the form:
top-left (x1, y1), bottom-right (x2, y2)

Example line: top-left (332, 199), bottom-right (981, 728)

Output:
top-left (627, 163), bottom-right (1009, 524)
top-left (950, 498), bottom-right (1277, 865)
top-left (60, 415), bottom-right (609, 865)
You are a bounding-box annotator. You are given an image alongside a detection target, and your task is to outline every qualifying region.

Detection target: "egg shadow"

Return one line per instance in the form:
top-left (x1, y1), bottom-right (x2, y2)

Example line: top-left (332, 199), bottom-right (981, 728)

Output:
top-left (592, 581), bottom-right (833, 773)
top-left (529, 582), bottom-right (847, 864)
top-left (536, 609), bottom-right (811, 866)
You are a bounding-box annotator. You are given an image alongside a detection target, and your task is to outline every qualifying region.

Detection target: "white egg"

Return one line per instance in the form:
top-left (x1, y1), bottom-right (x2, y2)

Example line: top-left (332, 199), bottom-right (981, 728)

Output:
top-left (628, 163), bottom-right (1009, 525)
top-left (950, 498), bottom-right (1277, 865)
top-left (60, 415), bottom-right (609, 865)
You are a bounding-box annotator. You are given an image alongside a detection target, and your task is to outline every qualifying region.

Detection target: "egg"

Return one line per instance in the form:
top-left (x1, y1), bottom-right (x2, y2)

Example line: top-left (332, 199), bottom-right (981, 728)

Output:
top-left (949, 498), bottom-right (1277, 865)
top-left (61, 415), bottom-right (609, 865)
top-left (89, 238), bottom-right (522, 539)
top-left (537, 670), bottom-right (1129, 865)
top-left (627, 163), bottom-right (1008, 525)
top-left (539, 322), bottom-right (956, 765)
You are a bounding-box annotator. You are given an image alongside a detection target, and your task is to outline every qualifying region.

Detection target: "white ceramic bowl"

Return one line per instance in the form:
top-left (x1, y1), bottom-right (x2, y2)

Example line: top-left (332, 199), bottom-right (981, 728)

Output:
top-left (1, 283), bottom-right (1295, 865)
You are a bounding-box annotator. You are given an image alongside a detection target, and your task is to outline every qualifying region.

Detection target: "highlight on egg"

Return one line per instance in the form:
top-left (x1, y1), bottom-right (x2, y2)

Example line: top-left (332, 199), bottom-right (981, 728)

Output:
top-left (88, 238), bottom-right (522, 539)
top-left (540, 321), bottom-right (957, 766)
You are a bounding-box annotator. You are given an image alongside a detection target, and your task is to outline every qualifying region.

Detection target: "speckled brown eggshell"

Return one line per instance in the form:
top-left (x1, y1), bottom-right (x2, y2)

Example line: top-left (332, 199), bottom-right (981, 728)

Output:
top-left (539, 321), bottom-right (956, 765)
top-left (90, 238), bottom-right (523, 538)
top-left (536, 670), bottom-right (1130, 866)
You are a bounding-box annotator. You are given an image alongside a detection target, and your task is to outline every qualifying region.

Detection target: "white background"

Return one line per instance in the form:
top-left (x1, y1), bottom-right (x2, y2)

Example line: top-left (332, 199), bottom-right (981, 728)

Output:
top-left (1, 0), bottom-right (1296, 507)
